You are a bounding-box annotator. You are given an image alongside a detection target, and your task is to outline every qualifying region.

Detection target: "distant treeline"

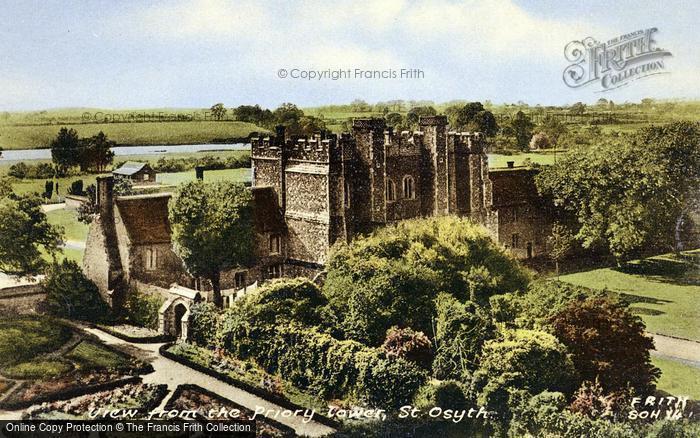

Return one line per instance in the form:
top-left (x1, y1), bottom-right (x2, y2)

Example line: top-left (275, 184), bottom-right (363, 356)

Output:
top-left (115, 154), bottom-right (251, 174)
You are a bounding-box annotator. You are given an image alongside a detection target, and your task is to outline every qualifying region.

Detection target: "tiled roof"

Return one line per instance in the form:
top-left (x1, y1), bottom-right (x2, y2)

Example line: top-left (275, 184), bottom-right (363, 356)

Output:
top-left (113, 161), bottom-right (150, 176)
top-left (115, 194), bottom-right (172, 244)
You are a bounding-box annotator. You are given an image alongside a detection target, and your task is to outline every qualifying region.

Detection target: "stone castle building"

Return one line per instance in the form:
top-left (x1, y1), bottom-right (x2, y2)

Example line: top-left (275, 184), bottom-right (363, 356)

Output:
top-left (83, 116), bottom-right (552, 336)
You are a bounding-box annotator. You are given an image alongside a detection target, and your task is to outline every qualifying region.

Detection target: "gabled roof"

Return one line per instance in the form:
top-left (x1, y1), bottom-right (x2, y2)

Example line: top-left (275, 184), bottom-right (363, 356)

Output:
top-left (115, 194), bottom-right (172, 244)
top-left (251, 186), bottom-right (286, 233)
top-left (113, 161), bottom-right (151, 176)
top-left (488, 167), bottom-right (541, 208)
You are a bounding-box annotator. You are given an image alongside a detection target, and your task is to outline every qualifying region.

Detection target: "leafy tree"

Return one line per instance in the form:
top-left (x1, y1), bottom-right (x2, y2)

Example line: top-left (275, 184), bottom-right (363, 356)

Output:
top-left (43, 260), bottom-right (109, 321)
top-left (77, 184), bottom-right (97, 224)
top-left (232, 104), bottom-right (273, 125)
top-left (80, 131), bottom-right (115, 172)
top-left (570, 102), bottom-right (586, 115)
top-left (548, 222), bottom-right (574, 278)
top-left (210, 103), bottom-right (227, 121)
top-left (169, 180), bottom-right (253, 307)
top-left (43, 180), bottom-right (53, 199)
top-left (189, 302), bottom-right (220, 347)
top-left (50, 127), bottom-right (80, 176)
top-left (490, 280), bottom-right (599, 330)
top-left (536, 122), bottom-right (700, 259)
top-left (350, 99), bottom-right (371, 112)
top-left (8, 162), bottom-right (29, 179)
top-left (528, 132), bottom-right (551, 150)
top-left (0, 192), bottom-right (62, 276)
top-left (510, 111), bottom-right (534, 150)
top-left (385, 112), bottom-right (403, 127)
top-left (538, 116), bottom-right (568, 146)
top-left (447, 102), bottom-right (498, 136)
top-left (405, 106), bottom-right (437, 128)
top-left (323, 217), bottom-right (529, 345)
top-left (113, 176), bottom-right (134, 196)
top-left (550, 297), bottom-right (659, 393)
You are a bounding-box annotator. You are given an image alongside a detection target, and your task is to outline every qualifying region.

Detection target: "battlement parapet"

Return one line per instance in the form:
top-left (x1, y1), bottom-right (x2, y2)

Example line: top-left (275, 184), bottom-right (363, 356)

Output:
top-left (447, 131), bottom-right (486, 154)
top-left (251, 135), bottom-right (283, 158)
top-left (384, 129), bottom-right (424, 157)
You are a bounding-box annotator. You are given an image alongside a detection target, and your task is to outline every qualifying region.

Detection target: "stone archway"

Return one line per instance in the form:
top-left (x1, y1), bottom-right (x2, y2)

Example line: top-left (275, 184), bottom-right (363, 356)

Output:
top-left (158, 285), bottom-right (201, 340)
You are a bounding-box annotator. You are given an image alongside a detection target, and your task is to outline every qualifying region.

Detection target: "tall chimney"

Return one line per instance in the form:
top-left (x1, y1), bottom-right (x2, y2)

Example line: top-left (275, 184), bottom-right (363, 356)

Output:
top-left (96, 176), bottom-right (114, 216)
top-left (195, 166), bottom-right (205, 180)
top-left (275, 125), bottom-right (286, 146)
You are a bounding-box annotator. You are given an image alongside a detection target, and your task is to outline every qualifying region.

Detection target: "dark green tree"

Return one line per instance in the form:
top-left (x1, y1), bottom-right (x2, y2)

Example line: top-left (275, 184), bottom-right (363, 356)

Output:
top-left (510, 111), bottom-right (534, 150)
top-left (50, 127), bottom-right (80, 176)
top-left (169, 180), bottom-right (253, 307)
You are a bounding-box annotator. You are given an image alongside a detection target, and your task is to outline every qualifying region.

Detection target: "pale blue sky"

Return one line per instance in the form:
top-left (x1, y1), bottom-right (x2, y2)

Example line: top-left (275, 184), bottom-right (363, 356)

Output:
top-left (1, 0), bottom-right (697, 110)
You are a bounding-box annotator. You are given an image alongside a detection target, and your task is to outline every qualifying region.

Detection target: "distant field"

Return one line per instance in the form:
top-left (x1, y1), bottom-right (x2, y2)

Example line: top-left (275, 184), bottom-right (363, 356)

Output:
top-left (2, 150), bottom-right (249, 197)
top-left (559, 250), bottom-right (700, 341)
top-left (157, 167), bottom-right (250, 186)
top-left (0, 121), bottom-right (264, 149)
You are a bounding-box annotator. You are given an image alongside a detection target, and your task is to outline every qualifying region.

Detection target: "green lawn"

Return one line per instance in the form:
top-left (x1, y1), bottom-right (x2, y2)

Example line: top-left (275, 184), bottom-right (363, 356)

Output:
top-left (66, 341), bottom-right (133, 372)
top-left (0, 121), bottom-right (263, 149)
top-left (0, 317), bottom-right (72, 375)
top-left (157, 167), bottom-right (250, 186)
top-left (652, 356), bottom-right (700, 400)
top-left (488, 152), bottom-right (561, 168)
top-left (46, 208), bottom-right (88, 242)
top-left (559, 251), bottom-right (700, 341)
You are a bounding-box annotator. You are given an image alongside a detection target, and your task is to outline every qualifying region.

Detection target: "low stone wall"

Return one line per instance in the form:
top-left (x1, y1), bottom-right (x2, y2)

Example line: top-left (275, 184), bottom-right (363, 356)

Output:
top-left (0, 284), bottom-right (45, 314)
top-left (65, 194), bottom-right (88, 210)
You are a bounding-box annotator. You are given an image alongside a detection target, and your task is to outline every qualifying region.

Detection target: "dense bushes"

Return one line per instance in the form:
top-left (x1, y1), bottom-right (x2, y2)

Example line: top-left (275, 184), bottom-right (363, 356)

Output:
top-left (8, 162), bottom-right (55, 179)
top-left (123, 288), bottom-right (164, 330)
top-left (188, 302), bottom-right (220, 347)
top-left (355, 349), bottom-right (427, 409)
top-left (551, 297), bottom-right (659, 393)
top-left (42, 260), bottom-right (110, 322)
top-left (382, 326), bottom-right (433, 369)
top-left (146, 154), bottom-right (251, 173)
top-left (432, 293), bottom-right (494, 380)
top-left (323, 217), bottom-right (529, 345)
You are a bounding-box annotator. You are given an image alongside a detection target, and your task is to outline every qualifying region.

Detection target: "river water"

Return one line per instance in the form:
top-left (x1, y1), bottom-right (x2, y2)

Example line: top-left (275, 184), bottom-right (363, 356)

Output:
top-left (1, 143), bottom-right (249, 161)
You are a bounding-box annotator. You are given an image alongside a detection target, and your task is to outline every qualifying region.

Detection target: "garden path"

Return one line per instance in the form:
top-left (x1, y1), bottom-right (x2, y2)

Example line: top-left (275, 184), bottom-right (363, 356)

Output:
top-left (82, 327), bottom-right (336, 437)
top-left (652, 333), bottom-right (700, 368)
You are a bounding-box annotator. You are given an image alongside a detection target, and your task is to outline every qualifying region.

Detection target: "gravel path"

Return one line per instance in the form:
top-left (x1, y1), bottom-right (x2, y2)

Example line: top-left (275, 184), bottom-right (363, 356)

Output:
top-left (652, 333), bottom-right (700, 368)
top-left (83, 327), bottom-right (335, 437)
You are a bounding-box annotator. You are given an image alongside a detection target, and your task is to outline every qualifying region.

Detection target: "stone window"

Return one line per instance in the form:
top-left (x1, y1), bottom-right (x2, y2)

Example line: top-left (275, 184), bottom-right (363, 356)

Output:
top-left (511, 233), bottom-right (520, 249)
top-left (402, 175), bottom-right (415, 199)
top-left (267, 264), bottom-right (282, 279)
top-left (269, 234), bottom-right (281, 255)
top-left (234, 271), bottom-right (246, 289)
top-left (386, 179), bottom-right (396, 202)
top-left (145, 248), bottom-right (157, 270)
top-left (143, 173), bottom-right (150, 181)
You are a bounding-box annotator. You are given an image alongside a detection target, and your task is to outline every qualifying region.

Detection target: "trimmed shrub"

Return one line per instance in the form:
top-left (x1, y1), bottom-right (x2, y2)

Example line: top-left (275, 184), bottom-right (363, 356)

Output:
top-left (355, 349), bottom-right (427, 409)
top-left (68, 179), bottom-right (84, 196)
top-left (413, 380), bottom-right (469, 411)
top-left (42, 260), bottom-right (110, 322)
top-left (189, 302), bottom-right (220, 347)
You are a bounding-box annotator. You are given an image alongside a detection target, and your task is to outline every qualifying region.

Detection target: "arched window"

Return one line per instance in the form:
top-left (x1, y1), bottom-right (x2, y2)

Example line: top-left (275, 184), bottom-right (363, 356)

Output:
top-left (269, 234), bottom-right (281, 255)
top-left (145, 248), bottom-right (157, 270)
top-left (402, 175), bottom-right (415, 199)
top-left (386, 179), bottom-right (396, 202)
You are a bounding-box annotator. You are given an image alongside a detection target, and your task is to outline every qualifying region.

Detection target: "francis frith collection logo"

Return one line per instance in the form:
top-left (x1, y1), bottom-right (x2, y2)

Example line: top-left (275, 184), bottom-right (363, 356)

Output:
top-left (563, 27), bottom-right (672, 91)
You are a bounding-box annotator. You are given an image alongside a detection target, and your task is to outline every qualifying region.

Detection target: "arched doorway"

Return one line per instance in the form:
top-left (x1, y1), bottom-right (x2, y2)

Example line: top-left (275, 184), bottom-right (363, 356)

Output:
top-left (174, 303), bottom-right (187, 338)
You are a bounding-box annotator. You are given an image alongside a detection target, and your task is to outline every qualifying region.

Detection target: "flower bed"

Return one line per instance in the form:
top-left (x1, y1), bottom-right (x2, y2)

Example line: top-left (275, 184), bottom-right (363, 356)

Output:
top-left (163, 342), bottom-right (338, 428)
top-left (165, 384), bottom-right (294, 437)
top-left (95, 324), bottom-right (172, 343)
top-left (26, 383), bottom-right (169, 420)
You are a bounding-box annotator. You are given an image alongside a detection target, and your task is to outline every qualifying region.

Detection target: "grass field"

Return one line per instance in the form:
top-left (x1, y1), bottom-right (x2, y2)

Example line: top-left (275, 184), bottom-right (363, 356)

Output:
top-left (156, 167), bottom-right (250, 186)
top-left (488, 151), bottom-right (561, 168)
top-left (0, 121), bottom-right (263, 149)
top-left (652, 356), bottom-right (700, 400)
top-left (559, 250), bottom-right (700, 341)
top-left (45, 208), bottom-right (88, 242)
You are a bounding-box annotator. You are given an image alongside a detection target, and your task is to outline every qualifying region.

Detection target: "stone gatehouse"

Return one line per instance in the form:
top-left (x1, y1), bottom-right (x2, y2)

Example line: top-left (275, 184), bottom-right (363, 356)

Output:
top-left (83, 116), bottom-right (553, 335)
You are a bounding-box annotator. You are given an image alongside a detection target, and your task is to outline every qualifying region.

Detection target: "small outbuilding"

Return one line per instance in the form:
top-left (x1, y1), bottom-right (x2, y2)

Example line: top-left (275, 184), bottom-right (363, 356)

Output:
top-left (113, 161), bottom-right (157, 184)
